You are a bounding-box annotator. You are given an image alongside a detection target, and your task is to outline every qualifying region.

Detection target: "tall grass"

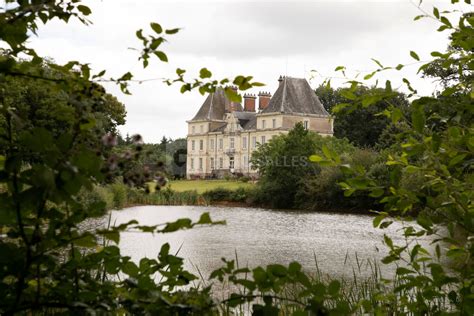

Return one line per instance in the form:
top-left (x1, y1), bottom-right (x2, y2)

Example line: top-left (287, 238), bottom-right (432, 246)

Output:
top-left (204, 251), bottom-right (453, 315)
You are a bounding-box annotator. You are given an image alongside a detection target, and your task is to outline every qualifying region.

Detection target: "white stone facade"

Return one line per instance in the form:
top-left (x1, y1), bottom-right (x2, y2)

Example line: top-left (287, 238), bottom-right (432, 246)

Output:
top-left (186, 77), bottom-right (334, 179)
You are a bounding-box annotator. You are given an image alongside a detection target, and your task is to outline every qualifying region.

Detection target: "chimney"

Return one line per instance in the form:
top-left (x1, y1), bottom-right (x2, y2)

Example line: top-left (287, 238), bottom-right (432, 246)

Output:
top-left (278, 75), bottom-right (284, 86)
top-left (229, 85), bottom-right (239, 112)
top-left (243, 93), bottom-right (256, 112)
top-left (258, 91), bottom-right (271, 110)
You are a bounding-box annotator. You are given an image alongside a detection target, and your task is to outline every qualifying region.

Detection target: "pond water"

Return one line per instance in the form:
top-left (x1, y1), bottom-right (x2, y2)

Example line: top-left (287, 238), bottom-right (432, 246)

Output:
top-left (92, 205), bottom-right (427, 281)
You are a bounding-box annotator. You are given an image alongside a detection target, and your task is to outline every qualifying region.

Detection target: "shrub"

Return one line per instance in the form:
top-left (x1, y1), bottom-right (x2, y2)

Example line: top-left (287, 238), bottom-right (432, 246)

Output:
top-left (109, 181), bottom-right (128, 209)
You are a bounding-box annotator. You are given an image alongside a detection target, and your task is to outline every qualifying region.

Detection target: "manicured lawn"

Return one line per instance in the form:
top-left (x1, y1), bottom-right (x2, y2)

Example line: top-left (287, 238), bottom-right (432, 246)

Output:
top-left (167, 179), bottom-right (255, 194)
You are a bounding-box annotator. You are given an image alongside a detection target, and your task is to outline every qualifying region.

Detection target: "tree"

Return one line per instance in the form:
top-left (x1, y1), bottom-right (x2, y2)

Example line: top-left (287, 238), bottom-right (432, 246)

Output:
top-left (316, 85), bottom-right (409, 148)
top-left (251, 123), bottom-right (354, 208)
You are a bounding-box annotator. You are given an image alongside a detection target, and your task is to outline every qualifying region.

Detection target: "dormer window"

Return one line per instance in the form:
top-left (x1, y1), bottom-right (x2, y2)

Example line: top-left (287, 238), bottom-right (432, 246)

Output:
top-left (303, 120), bottom-right (309, 130)
top-left (262, 120), bottom-right (266, 129)
top-left (192, 126), bottom-right (195, 134)
top-left (200, 125), bottom-right (203, 133)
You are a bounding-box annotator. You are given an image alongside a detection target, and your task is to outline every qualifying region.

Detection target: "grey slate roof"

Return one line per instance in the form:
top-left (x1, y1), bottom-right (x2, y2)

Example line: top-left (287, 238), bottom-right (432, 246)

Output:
top-left (262, 77), bottom-right (329, 116)
top-left (209, 112), bottom-right (257, 132)
top-left (190, 88), bottom-right (243, 121)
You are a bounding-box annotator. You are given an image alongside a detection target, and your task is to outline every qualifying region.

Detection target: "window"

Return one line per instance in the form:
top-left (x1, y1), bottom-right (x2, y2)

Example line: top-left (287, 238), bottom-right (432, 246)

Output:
top-left (199, 140), bottom-right (203, 150)
top-left (262, 120), bottom-right (266, 129)
top-left (219, 157), bottom-right (223, 168)
top-left (261, 136), bottom-right (266, 144)
top-left (210, 157), bottom-right (214, 169)
top-left (242, 137), bottom-right (247, 149)
top-left (190, 158), bottom-right (194, 170)
top-left (192, 126), bottom-right (195, 134)
top-left (304, 120), bottom-right (309, 130)
top-left (210, 139), bottom-right (214, 150)
top-left (191, 140), bottom-right (195, 151)
top-left (229, 157), bottom-right (234, 169)
top-left (252, 136), bottom-right (256, 148)
top-left (244, 155), bottom-right (248, 167)
top-left (200, 125), bottom-right (203, 133)
top-left (199, 158), bottom-right (203, 170)
top-left (219, 138), bottom-right (223, 150)
top-left (272, 119), bottom-right (276, 128)
top-left (230, 137), bottom-right (235, 149)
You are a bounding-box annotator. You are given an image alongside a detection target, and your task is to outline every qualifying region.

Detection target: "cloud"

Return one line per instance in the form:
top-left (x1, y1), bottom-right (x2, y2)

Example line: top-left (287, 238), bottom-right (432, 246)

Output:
top-left (27, 0), bottom-right (456, 142)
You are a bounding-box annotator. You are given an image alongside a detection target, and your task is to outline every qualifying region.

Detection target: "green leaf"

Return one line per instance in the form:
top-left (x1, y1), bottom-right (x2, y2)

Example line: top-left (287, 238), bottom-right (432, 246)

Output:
top-left (165, 28), bottom-right (180, 35)
top-left (410, 51), bottom-right (420, 61)
top-left (328, 280), bottom-right (341, 296)
top-left (411, 102), bottom-right (425, 133)
top-left (154, 51), bottom-right (168, 62)
top-left (197, 212), bottom-right (212, 224)
top-left (268, 264), bottom-right (287, 277)
top-left (449, 154), bottom-right (467, 167)
top-left (77, 5), bottom-right (92, 16)
top-left (150, 22), bottom-right (163, 34)
top-left (199, 68), bottom-right (212, 79)
top-left (433, 7), bottom-right (440, 19)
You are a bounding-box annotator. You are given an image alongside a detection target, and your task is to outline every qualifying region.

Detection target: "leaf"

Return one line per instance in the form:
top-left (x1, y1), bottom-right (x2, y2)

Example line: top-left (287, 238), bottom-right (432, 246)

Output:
top-left (154, 51), bottom-right (168, 62)
top-left (150, 22), bottom-right (163, 34)
top-left (433, 7), bottom-right (440, 19)
top-left (449, 154), bottom-right (467, 167)
top-left (410, 51), bottom-right (420, 61)
top-left (328, 280), bottom-right (341, 295)
top-left (309, 155), bottom-right (323, 162)
top-left (197, 212), bottom-right (212, 224)
top-left (199, 68), bottom-right (212, 79)
top-left (411, 102), bottom-right (425, 133)
top-left (77, 5), bottom-right (92, 16)
top-left (373, 214), bottom-right (386, 228)
top-left (165, 28), bottom-right (180, 34)
top-left (371, 58), bottom-right (383, 68)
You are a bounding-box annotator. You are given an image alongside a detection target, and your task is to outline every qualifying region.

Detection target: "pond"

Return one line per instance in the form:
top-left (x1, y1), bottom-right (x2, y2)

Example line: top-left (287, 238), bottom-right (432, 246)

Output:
top-left (92, 205), bottom-right (427, 282)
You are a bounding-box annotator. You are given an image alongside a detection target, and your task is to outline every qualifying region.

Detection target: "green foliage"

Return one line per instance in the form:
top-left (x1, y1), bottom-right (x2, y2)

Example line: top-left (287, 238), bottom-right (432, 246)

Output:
top-left (251, 123), bottom-right (356, 209)
top-left (310, 7), bottom-right (474, 314)
top-left (316, 84), bottom-right (409, 148)
top-left (202, 187), bottom-right (252, 203)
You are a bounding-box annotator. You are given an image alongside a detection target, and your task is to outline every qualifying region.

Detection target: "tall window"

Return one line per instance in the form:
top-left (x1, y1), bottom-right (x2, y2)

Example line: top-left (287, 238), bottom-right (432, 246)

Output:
top-left (210, 139), bottom-right (214, 150)
top-left (272, 119), bottom-right (276, 128)
top-left (210, 157), bottom-right (214, 169)
top-left (191, 140), bottom-right (195, 151)
top-left (199, 158), bottom-right (203, 170)
top-left (261, 136), bottom-right (266, 144)
top-left (192, 126), bottom-right (195, 134)
top-left (219, 139), bottom-right (223, 150)
top-left (244, 155), bottom-right (248, 167)
top-left (199, 140), bottom-right (203, 150)
top-left (219, 157), bottom-right (223, 168)
top-left (242, 136), bottom-right (247, 149)
top-left (190, 158), bottom-right (194, 170)
top-left (229, 157), bottom-right (234, 169)
top-left (200, 125), bottom-right (203, 133)
top-left (230, 137), bottom-right (235, 149)
top-left (262, 120), bottom-right (266, 129)
top-left (252, 136), bottom-right (256, 148)
top-left (303, 120), bottom-right (309, 130)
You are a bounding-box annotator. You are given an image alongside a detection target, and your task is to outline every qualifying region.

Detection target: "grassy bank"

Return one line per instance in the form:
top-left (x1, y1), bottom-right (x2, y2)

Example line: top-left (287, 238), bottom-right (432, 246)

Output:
top-left (78, 180), bottom-right (257, 213)
top-left (166, 179), bottom-right (255, 194)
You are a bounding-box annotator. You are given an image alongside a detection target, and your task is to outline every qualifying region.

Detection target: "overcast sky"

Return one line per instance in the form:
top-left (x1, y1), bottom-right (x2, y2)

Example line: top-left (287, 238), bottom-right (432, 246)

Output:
top-left (28, 0), bottom-right (463, 142)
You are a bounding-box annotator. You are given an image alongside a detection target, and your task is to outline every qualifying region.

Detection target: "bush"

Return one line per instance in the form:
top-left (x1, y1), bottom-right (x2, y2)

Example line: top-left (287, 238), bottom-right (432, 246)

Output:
top-left (240, 176), bottom-right (251, 183)
top-left (109, 181), bottom-right (128, 209)
top-left (295, 166), bottom-right (345, 210)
